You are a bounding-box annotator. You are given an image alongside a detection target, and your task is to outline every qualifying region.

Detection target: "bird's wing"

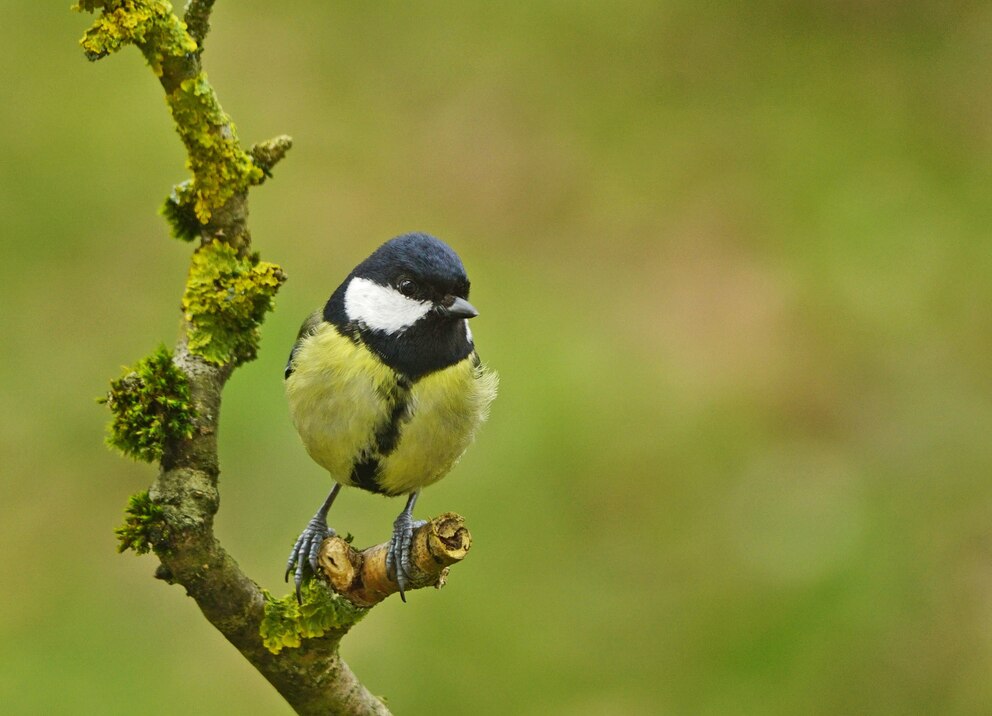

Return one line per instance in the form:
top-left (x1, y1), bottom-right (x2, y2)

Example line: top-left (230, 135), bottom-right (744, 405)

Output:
top-left (284, 310), bottom-right (324, 379)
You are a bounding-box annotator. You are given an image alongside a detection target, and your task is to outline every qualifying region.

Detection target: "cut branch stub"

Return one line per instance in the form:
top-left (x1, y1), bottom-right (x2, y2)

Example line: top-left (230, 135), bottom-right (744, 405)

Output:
top-left (317, 513), bottom-right (472, 608)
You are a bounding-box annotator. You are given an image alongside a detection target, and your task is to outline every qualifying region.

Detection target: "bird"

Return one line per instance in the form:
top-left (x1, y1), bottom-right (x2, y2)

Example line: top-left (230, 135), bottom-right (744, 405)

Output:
top-left (283, 232), bottom-right (498, 602)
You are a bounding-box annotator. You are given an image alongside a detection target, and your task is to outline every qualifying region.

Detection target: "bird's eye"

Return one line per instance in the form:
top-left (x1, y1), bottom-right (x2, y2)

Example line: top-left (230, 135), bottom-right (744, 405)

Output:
top-left (397, 278), bottom-right (418, 297)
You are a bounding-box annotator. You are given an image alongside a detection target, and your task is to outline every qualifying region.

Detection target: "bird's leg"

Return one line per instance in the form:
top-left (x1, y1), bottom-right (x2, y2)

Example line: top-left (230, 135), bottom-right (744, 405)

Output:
top-left (386, 490), bottom-right (428, 602)
top-left (285, 483), bottom-right (341, 603)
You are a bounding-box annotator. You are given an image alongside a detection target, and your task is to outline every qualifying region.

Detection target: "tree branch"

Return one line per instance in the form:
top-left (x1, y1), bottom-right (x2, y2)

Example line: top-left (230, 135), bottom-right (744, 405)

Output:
top-left (319, 513), bottom-right (473, 607)
top-left (183, 0), bottom-right (216, 48)
top-left (77, 2), bottom-right (472, 713)
top-left (251, 135), bottom-right (295, 179)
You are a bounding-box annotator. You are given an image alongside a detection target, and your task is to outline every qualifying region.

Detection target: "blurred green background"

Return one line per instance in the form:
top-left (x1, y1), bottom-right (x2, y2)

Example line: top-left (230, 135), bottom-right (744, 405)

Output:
top-left (3, 1), bottom-right (992, 713)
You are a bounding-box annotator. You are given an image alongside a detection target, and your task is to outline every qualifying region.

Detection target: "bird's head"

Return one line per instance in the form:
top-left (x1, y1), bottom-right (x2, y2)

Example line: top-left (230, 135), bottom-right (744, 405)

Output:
top-left (324, 233), bottom-right (480, 378)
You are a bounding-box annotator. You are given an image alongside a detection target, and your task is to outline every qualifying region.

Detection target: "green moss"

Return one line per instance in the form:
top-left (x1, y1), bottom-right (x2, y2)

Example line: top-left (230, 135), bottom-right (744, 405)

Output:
top-left (260, 583), bottom-right (368, 655)
top-left (161, 180), bottom-right (200, 241)
top-left (100, 346), bottom-right (195, 462)
top-left (115, 490), bottom-right (170, 554)
top-left (182, 240), bottom-right (285, 366)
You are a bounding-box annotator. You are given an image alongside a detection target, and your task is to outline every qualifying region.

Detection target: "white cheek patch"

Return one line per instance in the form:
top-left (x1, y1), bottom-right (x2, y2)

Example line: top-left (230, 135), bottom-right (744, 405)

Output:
top-left (464, 320), bottom-right (473, 344)
top-left (344, 276), bottom-right (432, 334)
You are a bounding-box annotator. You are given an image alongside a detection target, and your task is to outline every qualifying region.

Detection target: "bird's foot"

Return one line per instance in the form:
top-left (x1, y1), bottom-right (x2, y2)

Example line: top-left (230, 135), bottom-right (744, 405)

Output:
top-left (386, 512), bottom-right (428, 602)
top-left (285, 514), bottom-right (336, 604)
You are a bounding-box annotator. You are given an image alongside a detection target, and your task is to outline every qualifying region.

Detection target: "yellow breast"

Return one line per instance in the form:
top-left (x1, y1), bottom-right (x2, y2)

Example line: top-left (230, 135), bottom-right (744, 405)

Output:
top-left (377, 355), bottom-right (498, 495)
top-left (285, 323), bottom-right (398, 482)
top-left (285, 321), bottom-right (497, 495)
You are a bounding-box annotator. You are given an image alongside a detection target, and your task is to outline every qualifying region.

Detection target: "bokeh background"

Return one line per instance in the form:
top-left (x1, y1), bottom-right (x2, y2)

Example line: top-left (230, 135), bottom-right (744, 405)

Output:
top-left (4, 1), bottom-right (992, 713)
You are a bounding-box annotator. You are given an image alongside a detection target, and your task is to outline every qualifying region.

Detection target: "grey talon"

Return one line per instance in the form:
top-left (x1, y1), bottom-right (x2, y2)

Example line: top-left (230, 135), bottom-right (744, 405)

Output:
top-left (387, 491), bottom-right (425, 602)
top-left (285, 485), bottom-right (341, 603)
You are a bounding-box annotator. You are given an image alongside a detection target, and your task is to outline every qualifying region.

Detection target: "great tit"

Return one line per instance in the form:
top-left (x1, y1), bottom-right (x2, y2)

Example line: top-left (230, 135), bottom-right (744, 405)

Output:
top-left (283, 232), bottom-right (498, 601)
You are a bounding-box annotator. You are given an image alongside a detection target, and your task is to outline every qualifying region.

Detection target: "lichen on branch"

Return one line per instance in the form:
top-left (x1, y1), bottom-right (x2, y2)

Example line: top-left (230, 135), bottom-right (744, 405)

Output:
top-left (182, 240), bottom-right (286, 365)
top-left (260, 583), bottom-right (368, 655)
top-left (183, 0), bottom-right (216, 47)
top-left (76, 0), bottom-right (270, 226)
top-left (168, 73), bottom-right (264, 222)
top-left (76, 0), bottom-right (195, 63)
top-left (250, 135), bottom-right (295, 179)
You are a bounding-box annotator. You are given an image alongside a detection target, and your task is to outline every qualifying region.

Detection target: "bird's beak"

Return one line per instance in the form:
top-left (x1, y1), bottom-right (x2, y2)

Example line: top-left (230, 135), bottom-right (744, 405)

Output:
top-left (440, 296), bottom-right (479, 319)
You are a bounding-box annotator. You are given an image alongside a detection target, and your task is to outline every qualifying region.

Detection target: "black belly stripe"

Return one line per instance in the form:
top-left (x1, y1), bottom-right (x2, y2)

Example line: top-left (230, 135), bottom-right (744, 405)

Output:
top-left (374, 390), bottom-right (410, 455)
top-left (350, 456), bottom-right (382, 493)
top-left (348, 374), bottom-right (414, 494)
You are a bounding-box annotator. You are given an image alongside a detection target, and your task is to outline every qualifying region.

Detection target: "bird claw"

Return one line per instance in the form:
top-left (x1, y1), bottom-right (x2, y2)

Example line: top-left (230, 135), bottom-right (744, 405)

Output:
top-left (285, 514), bottom-right (336, 604)
top-left (386, 513), bottom-right (427, 602)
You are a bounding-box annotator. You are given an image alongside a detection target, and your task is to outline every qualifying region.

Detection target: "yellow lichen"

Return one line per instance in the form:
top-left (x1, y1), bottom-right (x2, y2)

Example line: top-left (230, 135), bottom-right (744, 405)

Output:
top-left (77, 0), bottom-right (196, 66)
top-left (77, 0), bottom-right (261, 222)
top-left (260, 583), bottom-right (368, 655)
top-left (182, 240), bottom-right (286, 365)
top-left (169, 75), bottom-right (263, 222)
